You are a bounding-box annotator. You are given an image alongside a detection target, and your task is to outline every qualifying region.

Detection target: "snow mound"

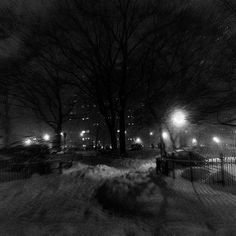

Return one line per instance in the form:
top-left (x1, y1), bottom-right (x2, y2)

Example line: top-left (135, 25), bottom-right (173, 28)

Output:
top-left (96, 170), bottom-right (163, 216)
top-left (0, 163), bottom-right (156, 235)
top-left (66, 162), bottom-right (128, 179)
top-left (181, 167), bottom-right (210, 181)
top-left (113, 158), bottom-right (155, 170)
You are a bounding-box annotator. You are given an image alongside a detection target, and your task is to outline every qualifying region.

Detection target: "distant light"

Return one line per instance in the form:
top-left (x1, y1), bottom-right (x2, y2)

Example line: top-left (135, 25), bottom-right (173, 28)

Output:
top-left (162, 131), bottom-right (168, 140)
top-left (213, 136), bottom-right (220, 144)
top-left (60, 132), bottom-right (64, 136)
top-left (117, 130), bottom-right (120, 133)
top-left (135, 137), bottom-right (142, 144)
top-left (192, 138), bottom-right (197, 145)
top-left (24, 139), bottom-right (32, 146)
top-left (171, 110), bottom-right (187, 127)
top-left (150, 132), bottom-right (153, 136)
top-left (43, 134), bottom-right (50, 141)
top-left (80, 130), bottom-right (86, 137)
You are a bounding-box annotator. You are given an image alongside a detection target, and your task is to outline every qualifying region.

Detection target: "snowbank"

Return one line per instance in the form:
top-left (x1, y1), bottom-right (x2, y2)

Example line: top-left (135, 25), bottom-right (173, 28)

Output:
top-left (112, 158), bottom-right (155, 171)
top-left (0, 163), bottom-right (156, 235)
top-left (181, 167), bottom-right (210, 181)
top-left (63, 161), bottom-right (129, 178)
top-left (96, 170), bottom-right (163, 216)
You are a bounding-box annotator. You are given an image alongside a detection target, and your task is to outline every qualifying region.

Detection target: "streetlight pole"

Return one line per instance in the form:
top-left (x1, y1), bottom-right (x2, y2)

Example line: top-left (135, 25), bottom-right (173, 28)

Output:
top-left (171, 110), bottom-right (187, 149)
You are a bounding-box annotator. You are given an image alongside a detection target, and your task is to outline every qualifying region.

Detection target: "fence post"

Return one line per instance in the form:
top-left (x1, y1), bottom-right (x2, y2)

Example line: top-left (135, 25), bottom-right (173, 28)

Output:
top-left (190, 165), bottom-right (193, 182)
top-left (165, 160), bottom-right (169, 176)
top-left (171, 153), bottom-right (175, 179)
top-left (220, 153), bottom-right (225, 187)
top-left (172, 161), bottom-right (175, 179)
top-left (189, 152), bottom-right (193, 182)
top-left (59, 162), bottom-right (63, 174)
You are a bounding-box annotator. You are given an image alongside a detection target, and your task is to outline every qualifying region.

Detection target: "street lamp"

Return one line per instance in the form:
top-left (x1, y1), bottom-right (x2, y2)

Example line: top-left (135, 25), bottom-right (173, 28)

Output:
top-left (24, 138), bottom-right (32, 146)
top-left (170, 109), bottom-right (187, 148)
top-left (135, 137), bottom-right (142, 144)
top-left (150, 132), bottom-right (153, 136)
top-left (213, 136), bottom-right (220, 144)
top-left (43, 134), bottom-right (50, 141)
top-left (192, 138), bottom-right (197, 146)
top-left (171, 110), bottom-right (187, 128)
top-left (162, 131), bottom-right (168, 140)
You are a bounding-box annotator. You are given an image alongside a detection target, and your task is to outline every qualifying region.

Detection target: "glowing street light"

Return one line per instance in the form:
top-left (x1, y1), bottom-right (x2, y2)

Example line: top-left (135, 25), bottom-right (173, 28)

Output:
top-left (171, 110), bottom-right (187, 128)
top-left (213, 136), bottom-right (220, 144)
top-left (24, 138), bottom-right (32, 146)
top-left (162, 131), bottom-right (168, 140)
top-left (150, 132), bottom-right (153, 136)
top-left (43, 134), bottom-right (50, 141)
top-left (135, 137), bottom-right (142, 144)
top-left (192, 138), bottom-right (197, 145)
top-left (80, 130), bottom-right (86, 137)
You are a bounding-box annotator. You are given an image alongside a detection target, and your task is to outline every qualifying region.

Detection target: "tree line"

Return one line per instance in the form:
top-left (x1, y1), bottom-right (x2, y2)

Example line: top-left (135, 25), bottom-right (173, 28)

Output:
top-left (0, 0), bottom-right (235, 154)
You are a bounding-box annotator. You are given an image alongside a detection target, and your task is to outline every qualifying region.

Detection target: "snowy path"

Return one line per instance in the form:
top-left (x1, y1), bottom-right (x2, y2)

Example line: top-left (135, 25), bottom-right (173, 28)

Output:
top-left (165, 170), bottom-right (236, 234)
top-left (0, 161), bottom-right (236, 235)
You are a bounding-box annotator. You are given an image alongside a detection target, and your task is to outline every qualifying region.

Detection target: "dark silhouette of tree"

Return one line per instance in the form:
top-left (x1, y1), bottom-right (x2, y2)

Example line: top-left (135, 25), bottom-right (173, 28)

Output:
top-left (135, 3), bottom-right (229, 148)
top-left (39, 0), bottom-right (187, 155)
top-left (14, 54), bottom-right (76, 150)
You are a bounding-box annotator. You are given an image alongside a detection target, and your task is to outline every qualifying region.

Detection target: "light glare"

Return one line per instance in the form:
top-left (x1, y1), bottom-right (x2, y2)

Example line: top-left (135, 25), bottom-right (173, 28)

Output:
top-left (24, 139), bottom-right (32, 146)
top-left (213, 136), bottom-right (220, 144)
top-left (171, 110), bottom-right (186, 127)
top-left (192, 138), bottom-right (197, 145)
top-left (162, 131), bottom-right (168, 140)
top-left (43, 134), bottom-right (50, 141)
top-left (135, 137), bottom-right (142, 144)
top-left (80, 130), bottom-right (86, 137)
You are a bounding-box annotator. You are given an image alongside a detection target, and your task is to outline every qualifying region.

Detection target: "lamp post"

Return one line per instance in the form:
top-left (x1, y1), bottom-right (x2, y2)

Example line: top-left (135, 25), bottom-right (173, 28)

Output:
top-left (43, 134), bottom-right (50, 142)
top-left (149, 131), bottom-right (154, 148)
top-left (213, 136), bottom-right (221, 155)
top-left (171, 110), bottom-right (187, 148)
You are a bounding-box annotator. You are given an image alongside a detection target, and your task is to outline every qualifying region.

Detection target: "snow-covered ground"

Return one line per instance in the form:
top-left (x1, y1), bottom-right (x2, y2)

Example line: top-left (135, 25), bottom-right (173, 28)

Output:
top-left (0, 159), bottom-right (235, 235)
top-left (0, 160), bottom-right (159, 235)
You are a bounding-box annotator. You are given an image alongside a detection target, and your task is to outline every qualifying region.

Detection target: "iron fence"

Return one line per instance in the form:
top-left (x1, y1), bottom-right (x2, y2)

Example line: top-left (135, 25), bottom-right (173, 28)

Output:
top-left (0, 160), bottom-right (72, 183)
top-left (157, 154), bottom-right (236, 186)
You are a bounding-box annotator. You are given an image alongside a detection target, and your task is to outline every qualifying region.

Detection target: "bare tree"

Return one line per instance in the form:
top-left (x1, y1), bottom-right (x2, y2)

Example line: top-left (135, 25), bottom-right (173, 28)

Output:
top-left (14, 53), bottom-right (75, 150)
top-left (135, 3), bottom-right (228, 148)
top-left (39, 0), bottom-right (186, 155)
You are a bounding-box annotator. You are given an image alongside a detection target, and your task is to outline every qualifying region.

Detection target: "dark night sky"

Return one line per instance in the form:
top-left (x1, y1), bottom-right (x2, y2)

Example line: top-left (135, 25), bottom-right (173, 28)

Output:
top-left (0, 0), bottom-right (54, 61)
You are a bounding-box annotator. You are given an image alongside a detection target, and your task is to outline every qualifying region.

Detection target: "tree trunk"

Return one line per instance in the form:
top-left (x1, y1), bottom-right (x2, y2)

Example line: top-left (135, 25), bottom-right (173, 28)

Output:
top-left (54, 124), bottom-right (62, 151)
top-left (165, 123), bottom-right (177, 151)
top-left (119, 108), bottom-right (126, 156)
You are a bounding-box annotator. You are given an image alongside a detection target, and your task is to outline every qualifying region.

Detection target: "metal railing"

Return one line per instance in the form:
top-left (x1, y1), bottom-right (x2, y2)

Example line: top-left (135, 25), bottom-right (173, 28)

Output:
top-left (0, 159), bottom-right (73, 183)
top-left (156, 154), bottom-right (236, 186)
